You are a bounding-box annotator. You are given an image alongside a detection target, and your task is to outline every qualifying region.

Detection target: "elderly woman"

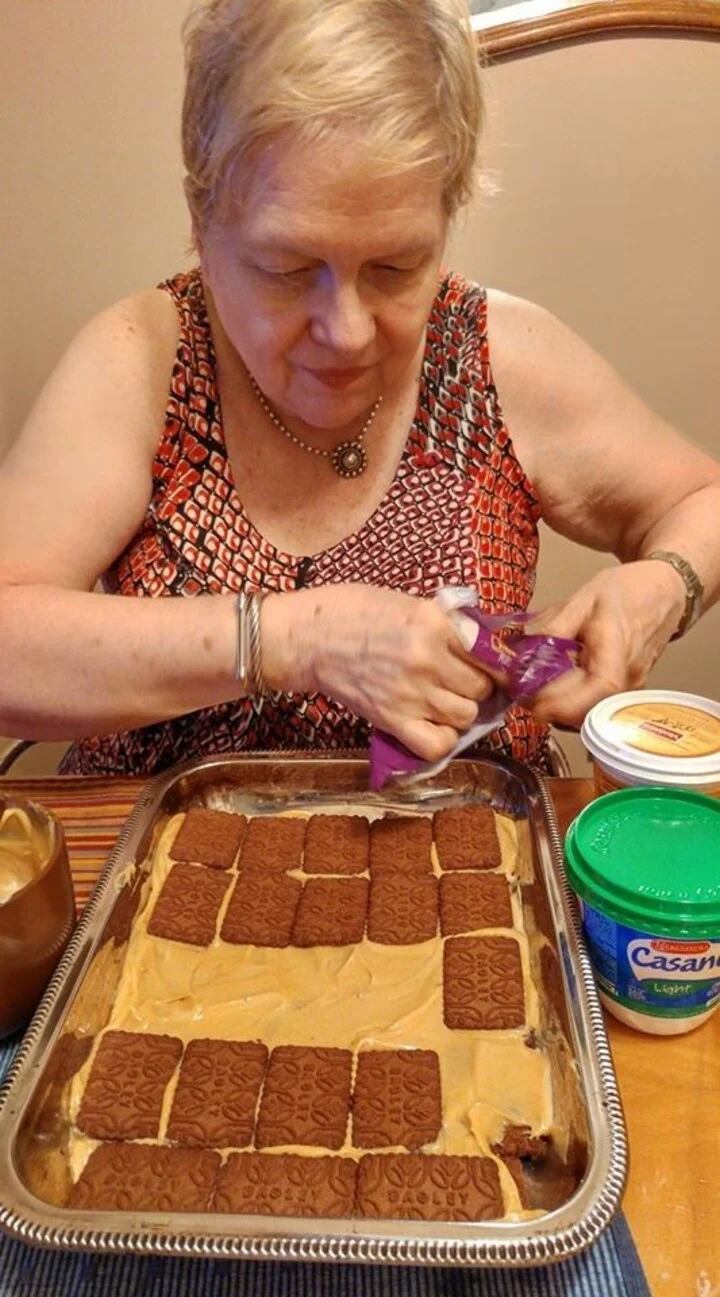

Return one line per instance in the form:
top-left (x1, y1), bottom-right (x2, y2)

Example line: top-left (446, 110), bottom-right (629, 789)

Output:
top-left (0, 0), bottom-right (718, 776)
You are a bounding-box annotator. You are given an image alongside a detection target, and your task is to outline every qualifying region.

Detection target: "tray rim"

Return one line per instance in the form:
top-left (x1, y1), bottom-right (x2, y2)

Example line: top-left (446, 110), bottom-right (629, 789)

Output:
top-left (0, 752), bottom-right (627, 1266)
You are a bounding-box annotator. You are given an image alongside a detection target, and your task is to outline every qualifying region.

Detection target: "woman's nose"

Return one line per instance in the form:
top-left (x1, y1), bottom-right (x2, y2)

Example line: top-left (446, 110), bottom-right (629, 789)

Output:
top-left (309, 273), bottom-right (376, 355)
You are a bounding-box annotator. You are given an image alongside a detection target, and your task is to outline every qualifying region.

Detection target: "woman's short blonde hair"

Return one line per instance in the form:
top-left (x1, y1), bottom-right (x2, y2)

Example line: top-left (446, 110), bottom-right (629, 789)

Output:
top-left (182, 0), bottom-right (483, 239)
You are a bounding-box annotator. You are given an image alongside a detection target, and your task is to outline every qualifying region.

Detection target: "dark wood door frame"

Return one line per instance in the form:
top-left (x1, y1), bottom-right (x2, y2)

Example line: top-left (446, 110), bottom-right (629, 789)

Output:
top-left (475, 0), bottom-right (720, 60)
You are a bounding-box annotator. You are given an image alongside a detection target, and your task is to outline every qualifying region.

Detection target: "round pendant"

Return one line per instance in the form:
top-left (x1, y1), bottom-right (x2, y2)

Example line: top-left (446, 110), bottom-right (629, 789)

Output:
top-left (331, 440), bottom-right (367, 478)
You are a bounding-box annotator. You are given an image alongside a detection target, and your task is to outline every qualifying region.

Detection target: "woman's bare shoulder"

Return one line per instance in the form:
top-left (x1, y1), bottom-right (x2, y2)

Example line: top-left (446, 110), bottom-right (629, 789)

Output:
top-left (484, 287), bottom-right (601, 379)
top-left (27, 286), bottom-right (181, 458)
top-left (76, 287), bottom-right (180, 405)
top-left (483, 289), bottom-right (719, 554)
top-left (483, 288), bottom-right (621, 474)
top-left (106, 285), bottom-right (180, 343)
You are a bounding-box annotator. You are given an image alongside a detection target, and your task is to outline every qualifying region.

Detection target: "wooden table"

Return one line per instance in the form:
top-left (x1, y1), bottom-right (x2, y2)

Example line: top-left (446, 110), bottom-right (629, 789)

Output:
top-left (3, 774), bottom-right (718, 1295)
top-left (551, 780), bottom-right (719, 1297)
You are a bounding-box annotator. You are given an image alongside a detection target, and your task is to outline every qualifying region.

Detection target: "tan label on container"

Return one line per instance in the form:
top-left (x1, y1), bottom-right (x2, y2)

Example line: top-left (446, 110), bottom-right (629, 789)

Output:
top-left (608, 703), bottom-right (720, 759)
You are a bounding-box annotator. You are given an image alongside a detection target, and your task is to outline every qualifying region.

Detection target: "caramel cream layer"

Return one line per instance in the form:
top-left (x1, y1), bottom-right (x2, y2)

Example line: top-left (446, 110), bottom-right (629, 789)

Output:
top-left (68, 807), bottom-right (554, 1216)
top-left (0, 806), bottom-right (51, 904)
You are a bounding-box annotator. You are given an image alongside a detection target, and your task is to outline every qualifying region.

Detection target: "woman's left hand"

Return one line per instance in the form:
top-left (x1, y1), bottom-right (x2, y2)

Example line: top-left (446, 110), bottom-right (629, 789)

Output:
top-left (527, 560), bottom-right (687, 728)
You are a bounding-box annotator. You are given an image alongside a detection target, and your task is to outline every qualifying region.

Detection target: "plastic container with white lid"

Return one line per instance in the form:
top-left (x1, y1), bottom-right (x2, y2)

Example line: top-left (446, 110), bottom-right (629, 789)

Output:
top-left (581, 689), bottom-right (720, 797)
top-left (565, 787), bottom-right (720, 1034)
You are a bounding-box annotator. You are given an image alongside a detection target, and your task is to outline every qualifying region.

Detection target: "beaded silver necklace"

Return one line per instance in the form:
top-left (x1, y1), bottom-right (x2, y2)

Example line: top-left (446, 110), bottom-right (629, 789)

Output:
top-left (248, 373), bottom-right (382, 478)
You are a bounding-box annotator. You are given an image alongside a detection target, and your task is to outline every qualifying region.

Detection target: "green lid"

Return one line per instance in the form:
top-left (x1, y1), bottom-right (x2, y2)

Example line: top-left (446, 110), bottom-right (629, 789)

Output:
top-left (565, 787), bottom-right (720, 937)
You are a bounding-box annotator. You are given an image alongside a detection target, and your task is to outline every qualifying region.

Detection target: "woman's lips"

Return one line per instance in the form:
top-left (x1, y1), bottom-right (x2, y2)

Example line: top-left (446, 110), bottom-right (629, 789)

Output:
top-left (304, 366), bottom-right (371, 390)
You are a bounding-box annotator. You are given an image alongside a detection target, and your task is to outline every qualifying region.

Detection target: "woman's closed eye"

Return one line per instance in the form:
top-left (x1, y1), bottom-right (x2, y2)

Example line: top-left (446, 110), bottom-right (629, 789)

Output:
top-left (257, 264), bottom-right (314, 281)
top-left (369, 261), bottom-right (427, 285)
top-left (244, 261), bottom-right (429, 301)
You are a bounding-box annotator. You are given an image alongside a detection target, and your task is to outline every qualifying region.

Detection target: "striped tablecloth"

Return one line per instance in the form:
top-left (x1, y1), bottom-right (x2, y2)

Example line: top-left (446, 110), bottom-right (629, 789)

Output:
top-left (0, 777), bottom-right (650, 1297)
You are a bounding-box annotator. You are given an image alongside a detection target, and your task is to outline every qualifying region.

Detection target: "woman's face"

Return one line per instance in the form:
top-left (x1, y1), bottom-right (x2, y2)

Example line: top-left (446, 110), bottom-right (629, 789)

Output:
top-left (201, 132), bottom-right (448, 432)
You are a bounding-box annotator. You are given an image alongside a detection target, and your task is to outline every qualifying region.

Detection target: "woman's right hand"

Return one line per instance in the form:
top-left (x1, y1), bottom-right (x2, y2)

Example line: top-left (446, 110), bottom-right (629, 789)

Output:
top-left (261, 585), bottom-right (494, 762)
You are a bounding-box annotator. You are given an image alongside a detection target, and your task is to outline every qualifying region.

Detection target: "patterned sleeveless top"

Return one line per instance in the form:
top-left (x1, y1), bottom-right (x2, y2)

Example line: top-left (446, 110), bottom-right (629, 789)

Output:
top-left (60, 269), bottom-right (551, 776)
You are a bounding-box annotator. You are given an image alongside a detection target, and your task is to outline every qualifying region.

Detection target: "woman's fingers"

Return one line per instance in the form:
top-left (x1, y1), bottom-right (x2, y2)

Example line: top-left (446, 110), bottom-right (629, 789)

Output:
top-left (522, 601), bottom-right (570, 639)
top-left (423, 687), bottom-right (479, 731)
top-left (532, 604), bottom-right (628, 725)
top-left (442, 643), bottom-right (497, 701)
top-left (394, 718), bottom-right (460, 763)
top-left (299, 585), bottom-right (500, 753)
top-left (531, 668), bottom-right (594, 728)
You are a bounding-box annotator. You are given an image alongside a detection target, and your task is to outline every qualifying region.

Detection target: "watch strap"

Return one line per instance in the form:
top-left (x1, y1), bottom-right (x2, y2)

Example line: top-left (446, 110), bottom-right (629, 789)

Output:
top-left (645, 550), bottom-right (704, 639)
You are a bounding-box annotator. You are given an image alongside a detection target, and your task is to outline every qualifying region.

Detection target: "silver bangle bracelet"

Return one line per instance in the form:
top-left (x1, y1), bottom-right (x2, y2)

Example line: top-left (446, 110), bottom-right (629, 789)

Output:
top-left (248, 590), bottom-right (268, 696)
top-left (235, 591), bottom-right (250, 690)
top-left (235, 591), bottom-right (267, 695)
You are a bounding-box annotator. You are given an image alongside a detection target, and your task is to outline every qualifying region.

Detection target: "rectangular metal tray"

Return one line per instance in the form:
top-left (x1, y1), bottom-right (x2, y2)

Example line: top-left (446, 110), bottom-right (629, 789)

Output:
top-left (0, 754), bottom-right (626, 1265)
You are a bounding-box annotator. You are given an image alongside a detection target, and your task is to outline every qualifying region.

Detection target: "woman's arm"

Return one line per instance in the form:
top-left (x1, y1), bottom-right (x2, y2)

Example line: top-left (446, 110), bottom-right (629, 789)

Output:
top-left (0, 296), bottom-right (489, 757)
top-left (0, 579), bottom-right (491, 760)
top-left (0, 289), bottom-right (247, 735)
top-left (487, 290), bottom-right (720, 725)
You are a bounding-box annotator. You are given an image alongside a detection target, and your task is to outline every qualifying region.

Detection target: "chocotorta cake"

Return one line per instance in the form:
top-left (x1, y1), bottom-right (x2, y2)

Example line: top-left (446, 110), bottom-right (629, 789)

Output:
top-left (65, 803), bottom-right (582, 1221)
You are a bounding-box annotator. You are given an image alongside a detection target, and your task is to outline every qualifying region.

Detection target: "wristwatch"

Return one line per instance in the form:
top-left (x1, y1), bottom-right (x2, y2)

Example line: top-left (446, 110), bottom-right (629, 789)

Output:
top-left (645, 550), bottom-right (704, 639)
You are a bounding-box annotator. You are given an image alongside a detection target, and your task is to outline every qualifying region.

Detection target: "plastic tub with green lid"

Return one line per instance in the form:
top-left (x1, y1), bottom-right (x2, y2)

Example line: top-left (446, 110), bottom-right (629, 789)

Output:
top-left (565, 786), bottom-right (720, 1035)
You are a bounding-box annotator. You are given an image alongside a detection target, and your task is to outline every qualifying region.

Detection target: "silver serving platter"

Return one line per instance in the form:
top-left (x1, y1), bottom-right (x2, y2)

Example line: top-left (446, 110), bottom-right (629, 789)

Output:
top-left (0, 754), bottom-right (627, 1265)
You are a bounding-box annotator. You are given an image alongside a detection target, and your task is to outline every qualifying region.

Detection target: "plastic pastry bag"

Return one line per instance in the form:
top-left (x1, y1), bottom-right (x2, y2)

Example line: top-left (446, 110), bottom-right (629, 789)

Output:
top-left (369, 587), bottom-right (580, 790)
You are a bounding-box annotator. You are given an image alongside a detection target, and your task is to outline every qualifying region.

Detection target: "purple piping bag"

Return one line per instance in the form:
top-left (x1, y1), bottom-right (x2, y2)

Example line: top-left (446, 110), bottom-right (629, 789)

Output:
top-left (369, 588), bottom-right (579, 791)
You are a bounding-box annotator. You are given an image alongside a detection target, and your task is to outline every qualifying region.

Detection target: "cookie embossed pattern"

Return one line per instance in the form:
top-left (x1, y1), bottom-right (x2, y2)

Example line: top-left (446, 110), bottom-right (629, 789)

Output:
top-left (0, 755), bottom-right (627, 1266)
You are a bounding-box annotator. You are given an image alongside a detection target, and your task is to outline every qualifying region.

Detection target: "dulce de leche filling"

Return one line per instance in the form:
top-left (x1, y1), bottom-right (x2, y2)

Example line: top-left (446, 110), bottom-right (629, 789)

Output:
top-left (0, 806), bottom-right (51, 905)
top-left (68, 808), bottom-right (555, 1216)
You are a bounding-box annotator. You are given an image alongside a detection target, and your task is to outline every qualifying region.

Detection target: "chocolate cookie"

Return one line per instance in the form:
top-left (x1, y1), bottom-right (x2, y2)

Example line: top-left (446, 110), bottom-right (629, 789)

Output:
top-left (439, 872), bottom-right (513, 935)
top-left (356, 1153), bottom-right (504, 1221)
top-left (240, 816), bottom-right (306, 874)
top-left (169, 808), bottom-right (247, 870)
top-left (352, 1050), bottom-right (442, 1150)
top-left (443, 935), bottom-right (525, 1030)
top-left (69, 1142), bottom-right (219, 1212)
top-left (147, 861), bottom-right (230, 946)
top-left (256, 1045), bottom-right (353, 1150)
top-left (166, 1038), bottom-right (268, 1148)
top-left (491, 1122), bottom-right (550, 1162)
top-left (220, 873), bottom-right (302, 947)
top-left (366, 875), bottom-right (438, 945)
top-left (214, 1152), bottom-right (357, 1218)
top-left (369, 816), bottom-right (433, 877)
top-left (76, 1030), bottom-right (182, 1141)
top-left (540, 944), bottom-right (571, 1036)
top-left (523, 878), bottom-right (556, 943)
top-left (303, 815), bottom-right (369, 875)
top-left (434, 805), bottom-right (501, 871)
top-left (292, 877), bottom-right (369, 946)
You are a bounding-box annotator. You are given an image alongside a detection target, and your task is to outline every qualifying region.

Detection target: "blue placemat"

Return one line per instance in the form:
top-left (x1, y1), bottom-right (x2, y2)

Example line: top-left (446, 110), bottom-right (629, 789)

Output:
top-left (0, 1038), bottom-right (650, 1297)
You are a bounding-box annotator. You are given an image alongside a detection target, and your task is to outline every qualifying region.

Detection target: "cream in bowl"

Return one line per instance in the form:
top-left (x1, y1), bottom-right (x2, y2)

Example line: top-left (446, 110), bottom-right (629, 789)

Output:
top-left (0, 797), bottom-right (76, 1038)
top-left (0, 805), bottom-right (52, 904)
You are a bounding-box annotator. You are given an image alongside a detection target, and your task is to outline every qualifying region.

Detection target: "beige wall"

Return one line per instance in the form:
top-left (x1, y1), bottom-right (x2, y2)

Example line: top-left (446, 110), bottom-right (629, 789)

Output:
top-left (448, 34), bottom-right (720, 768)
top-left (0, 0), bottom-right (192, 443)
top-left (1, 7), bottom-right (718, 773)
